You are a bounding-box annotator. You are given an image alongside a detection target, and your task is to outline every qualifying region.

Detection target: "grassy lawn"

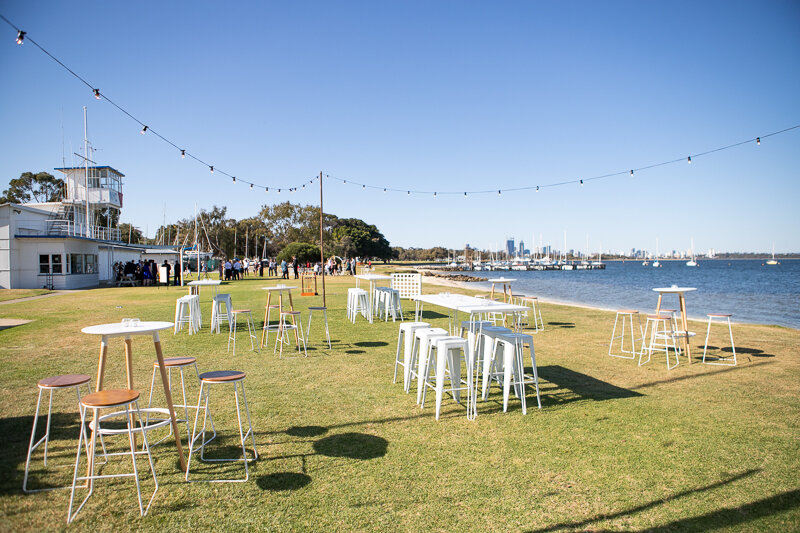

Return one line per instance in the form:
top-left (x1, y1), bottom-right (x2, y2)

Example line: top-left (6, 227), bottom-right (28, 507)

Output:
top-left (0, 289), bottom-right (52, 303)
top-left (0, 269), bottom-right (798, 532)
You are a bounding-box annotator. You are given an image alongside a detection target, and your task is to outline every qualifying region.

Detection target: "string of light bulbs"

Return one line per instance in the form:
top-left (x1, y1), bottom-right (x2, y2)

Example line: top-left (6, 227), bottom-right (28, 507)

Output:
top-left (3, 13), bottom-right (799, 198)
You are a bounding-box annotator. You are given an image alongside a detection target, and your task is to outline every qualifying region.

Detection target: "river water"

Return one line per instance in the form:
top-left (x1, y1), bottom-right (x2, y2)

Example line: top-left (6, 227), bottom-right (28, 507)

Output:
top-left (461, 259), bottom-right (799, 329)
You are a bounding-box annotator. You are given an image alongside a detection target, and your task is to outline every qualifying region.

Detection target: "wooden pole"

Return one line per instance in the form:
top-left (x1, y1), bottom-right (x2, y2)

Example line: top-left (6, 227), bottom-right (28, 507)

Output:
top-left (319, 171), bottom-right (326, 307)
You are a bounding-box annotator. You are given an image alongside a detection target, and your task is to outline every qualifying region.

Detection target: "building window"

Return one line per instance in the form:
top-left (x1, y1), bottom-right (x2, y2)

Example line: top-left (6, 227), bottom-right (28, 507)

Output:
top-left (85, 254), bottom-right (97, 274)
top-left (51, 254), bottom-right (63, 274)
top-left (69, 254), bottom-right (84, 274)
top-left (39, 254), bottom-right (49, 274)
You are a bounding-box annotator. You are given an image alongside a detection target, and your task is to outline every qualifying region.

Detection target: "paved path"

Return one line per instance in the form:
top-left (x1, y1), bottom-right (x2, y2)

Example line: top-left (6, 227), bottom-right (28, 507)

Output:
top-left (0, 290), bottom-right (79, 306)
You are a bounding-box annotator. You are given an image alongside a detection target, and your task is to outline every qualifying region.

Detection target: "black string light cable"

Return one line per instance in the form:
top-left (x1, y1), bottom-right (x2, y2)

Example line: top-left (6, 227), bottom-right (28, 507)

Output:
top-left (3, 13), bottom-right (799, 198)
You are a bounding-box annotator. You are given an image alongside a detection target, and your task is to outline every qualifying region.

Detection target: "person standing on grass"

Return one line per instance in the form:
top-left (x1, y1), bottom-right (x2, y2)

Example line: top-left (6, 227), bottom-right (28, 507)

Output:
top-left (292, 256), bottom-right (299, 279)
top-left (163, 259), bottom-right (171, 286)
top-left (281, 258), bottom-right (288, 279)
top-left (173, 259), bottom-right (181, 286)
top-left (224, 258), bottom-right (232, 281)
top-left (233, 258), bottom-right (242, 280)
top-left (243, 257), bottom-right (249, 277)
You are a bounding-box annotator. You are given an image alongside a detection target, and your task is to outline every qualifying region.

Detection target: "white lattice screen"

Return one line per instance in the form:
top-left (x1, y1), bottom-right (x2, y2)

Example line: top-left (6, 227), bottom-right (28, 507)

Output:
top-left (391, 273), bottom-right (421, 299)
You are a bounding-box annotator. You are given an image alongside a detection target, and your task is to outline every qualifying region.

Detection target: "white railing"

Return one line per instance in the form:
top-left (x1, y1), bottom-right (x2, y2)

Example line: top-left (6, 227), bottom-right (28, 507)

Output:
top-left (43, 218), bottom-right (121, 241)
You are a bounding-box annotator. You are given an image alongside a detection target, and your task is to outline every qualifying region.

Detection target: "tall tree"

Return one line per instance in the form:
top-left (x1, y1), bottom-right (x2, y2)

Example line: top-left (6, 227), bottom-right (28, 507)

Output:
top-left (332, 218), bottom-right (394, 261)
top-left (1, 172), bottom-right (65, 204)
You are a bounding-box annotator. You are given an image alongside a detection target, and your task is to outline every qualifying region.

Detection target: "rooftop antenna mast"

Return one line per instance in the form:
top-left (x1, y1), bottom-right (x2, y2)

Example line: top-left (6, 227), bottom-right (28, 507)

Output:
top-left (83, 106), bottom-right (91, 238)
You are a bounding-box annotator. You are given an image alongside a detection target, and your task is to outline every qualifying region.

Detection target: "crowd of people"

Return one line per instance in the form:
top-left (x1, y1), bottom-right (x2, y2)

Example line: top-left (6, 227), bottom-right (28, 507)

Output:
top-left (113, 255), bottom-right (371, 287)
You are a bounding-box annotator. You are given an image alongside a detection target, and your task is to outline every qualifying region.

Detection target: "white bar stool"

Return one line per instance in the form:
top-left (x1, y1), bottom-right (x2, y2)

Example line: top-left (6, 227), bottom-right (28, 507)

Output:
top-left (306, 306), bottom-right (332, 350)
top-left (378, 288), bottom-right (404, 322)
top-left (482, 332), bottom-right (541, 413)
top-left (703, 313), bottom-right (736, 366)
top-left (639, 314), bottom-right (679, 370)
top-left (419, 336), bottom-right (472, 420)
top-left (174, 295), bottom-right (200, 334)
top-left (24, 374), bottom-right (92, 493)
top-left (228, 309), bottom-right (258, 355)
top-left (146, 356), bottom-right (212, 446)
top-left (519, 296), bottom-right (544, 332)
top-left (210, 293), bottom-right (233, 334)
top-left (412, 328), bottom-right (450, 399)
top-left (608, 309), bottom-right (644, 359)
top-left (275, 310), bottom-right (308, 357)
top-left (260, 304), bottom-right (282, 349)
top-left (393, 321), bottom-right (430, 390)
top-left (68, 389), bottom-right (159, 523)
top-left (186, 371), bottom-right (257, 483)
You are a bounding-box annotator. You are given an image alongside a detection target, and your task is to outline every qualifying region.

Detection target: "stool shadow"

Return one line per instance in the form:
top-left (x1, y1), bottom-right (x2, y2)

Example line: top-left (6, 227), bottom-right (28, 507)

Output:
top-left (312, 432), bottom-right (388, 460)
top-left (353, 341), bottom-right (388, 348)
top-left (536, 365), bottom-right (643, 403)
top-left (724, 346), bottom-right (773, 357)
top-left (547, 321), bottom-right (576, 328)
top-left (286, 425), bottom-right (328, 438)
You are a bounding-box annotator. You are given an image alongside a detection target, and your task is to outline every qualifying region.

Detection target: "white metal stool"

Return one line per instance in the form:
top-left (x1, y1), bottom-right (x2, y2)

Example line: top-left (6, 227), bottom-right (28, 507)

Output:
top-left (146, 357), bottom-right (212, 445)
top-left (275, 310), bottom-right (308, 357)
top-left (260, 304), bottom-right (282, 349)
top-left (393, 321), bottom-right (430, 391)
top-left (519, 296), bottom-right (544, 332)
top-left (174, 295), bottom-right (200, 334)
top-left (377, 288), bottom-right (403, 322)
top-left (24, 374), bottom-right (92, 493)
top-left (420, 336), bottom-right (472, 420)
top-left (306, 306), bottom-right (332, 350)
top-left (210, 293), bottom-right (233, 334)
top-left (229, 309), bottom-right (258, 355)
top-left (186, 370), bottom-right (257, 483)
top-left (348, 288), bottom-right (368, 323)
top-left (483, 333), bottom-right (541, 413)
top-left (703, 313), bottom-right (736, 366)
top-left (609, 309), bottom-right (644, 359)
top-left (412, 328), bottom-right (450, 400)
top-left (639, 314), bottom-right (679, 370)
top-left (68, 389), bottom-right (159, 523)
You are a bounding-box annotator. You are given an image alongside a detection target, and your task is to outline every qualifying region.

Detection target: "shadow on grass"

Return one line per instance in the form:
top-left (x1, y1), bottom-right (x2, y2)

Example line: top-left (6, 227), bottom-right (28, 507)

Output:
top-left (286, 425), bottom-right (328, 438)
top-left (631, 360), bottom-right (775, 391)
top-left (418, 310), bottom-right (448, 320)
top-left (256, 472), bottom-right (312, 491)
top-left (525, 468), bottom-right (765, 532)
top-left (536, 365), bottom-right (643, 403)
top-left (724, 346), bottom-right (774, 357)
top-left (353, 341), bottom-right (388, 348)
top-left (547, 321), bottom-right (576, 328)
top-left (313, 433), bottom-right (388, 460)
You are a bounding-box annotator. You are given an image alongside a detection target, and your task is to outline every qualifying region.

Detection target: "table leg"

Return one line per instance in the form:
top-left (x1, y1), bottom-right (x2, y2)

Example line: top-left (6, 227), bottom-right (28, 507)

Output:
top-left (679, 294), bottom-right (691, 362)
top-left (287, 290), bottom-right (294, 311)
top-left (153, 335), bottom-right (187, 472)
top-left (88, 339), bottom-right (109, 478)
top-left (490, 284), bottom-right (496, 300)
top-left (123, 337), bottom-right (138, 446)
top-left (655, 293), bottom-right (663, 315)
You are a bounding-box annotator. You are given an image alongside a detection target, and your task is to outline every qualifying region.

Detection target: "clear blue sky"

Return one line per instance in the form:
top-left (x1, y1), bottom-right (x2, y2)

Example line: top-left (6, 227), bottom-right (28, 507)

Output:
top-left (1, 1), bottom-right (799, 254)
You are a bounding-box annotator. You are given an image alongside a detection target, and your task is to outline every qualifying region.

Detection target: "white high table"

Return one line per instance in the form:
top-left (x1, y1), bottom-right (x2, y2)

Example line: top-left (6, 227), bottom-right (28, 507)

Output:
top-left (653, 286), bottom-right (697, 361)
top-left (488, 277), bottom-right (516, 302)
top-left (411, 293), bottom-right (528, 420)
top-left (354, 274), bottom-right (392, 323)
top-left (187, 279), bottom-right (222, 298)
top-left (260, 285), bottom-right (296, 348)
top-left (81, 321), bottom-right (186, 471)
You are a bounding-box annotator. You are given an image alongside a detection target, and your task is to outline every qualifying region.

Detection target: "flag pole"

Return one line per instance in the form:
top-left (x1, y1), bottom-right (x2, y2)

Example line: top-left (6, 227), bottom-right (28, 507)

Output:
top-left (319, 171), bottom-right (326, 307)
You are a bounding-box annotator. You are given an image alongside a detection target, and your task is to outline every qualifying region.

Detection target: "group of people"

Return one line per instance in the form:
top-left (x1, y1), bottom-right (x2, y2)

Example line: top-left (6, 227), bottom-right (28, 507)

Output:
top-left (113, 259), bottom-right (180, 286)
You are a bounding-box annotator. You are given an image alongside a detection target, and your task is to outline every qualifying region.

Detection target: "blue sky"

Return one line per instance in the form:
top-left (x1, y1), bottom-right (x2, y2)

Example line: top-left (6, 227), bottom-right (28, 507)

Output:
top-left (1, 1), bottom-right (798, 254)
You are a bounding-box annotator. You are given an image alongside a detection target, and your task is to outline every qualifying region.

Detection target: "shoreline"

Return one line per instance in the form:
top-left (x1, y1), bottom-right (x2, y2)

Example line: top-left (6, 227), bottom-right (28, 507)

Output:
top-left (417, 271), bottom-right (790, 329)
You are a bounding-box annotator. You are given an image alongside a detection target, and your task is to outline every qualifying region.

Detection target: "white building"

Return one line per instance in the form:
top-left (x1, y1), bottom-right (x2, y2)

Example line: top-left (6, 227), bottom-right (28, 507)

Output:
top-left (0, 165), bottom-right (177, 289)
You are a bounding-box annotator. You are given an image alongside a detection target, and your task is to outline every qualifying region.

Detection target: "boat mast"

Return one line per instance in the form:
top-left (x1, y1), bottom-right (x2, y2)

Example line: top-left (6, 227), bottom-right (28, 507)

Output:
top-left (83, 106), bottom-right (90, 238)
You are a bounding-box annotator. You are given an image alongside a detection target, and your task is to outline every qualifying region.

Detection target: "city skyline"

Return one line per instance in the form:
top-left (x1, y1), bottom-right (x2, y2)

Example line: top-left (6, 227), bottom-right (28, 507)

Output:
top-left (1, 2), bottom-right (799, 253)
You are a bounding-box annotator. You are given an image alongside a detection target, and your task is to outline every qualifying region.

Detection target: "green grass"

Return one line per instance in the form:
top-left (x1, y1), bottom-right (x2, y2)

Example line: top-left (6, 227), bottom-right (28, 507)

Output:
top-left (0, 289), bottom-right (51, 302)
top-left (1, 269), bottom-right (798, 532)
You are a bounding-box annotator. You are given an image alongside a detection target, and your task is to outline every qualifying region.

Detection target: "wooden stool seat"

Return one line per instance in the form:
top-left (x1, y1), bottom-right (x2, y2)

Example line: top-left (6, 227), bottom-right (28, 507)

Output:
top-left (707, 313), bottom-right (732, 317)
top-left (82, 389), bottom-right (140, 408)
top-left (38, 373), bottom-right (91, 389)
top-left (617, 309), bottom-right (638, 314)
top-left (232, 309), bottom-right (251, 314)
top-left (646, 314), bottom-right (671, 320)
top-left (155, 356), bottom-right (197, 367)
top-left (281, 310), bottom-right (301, 315)
top-left (308, 306), bottom-right (327, 310)
top-left (199, 370), bottom-right (246, 382)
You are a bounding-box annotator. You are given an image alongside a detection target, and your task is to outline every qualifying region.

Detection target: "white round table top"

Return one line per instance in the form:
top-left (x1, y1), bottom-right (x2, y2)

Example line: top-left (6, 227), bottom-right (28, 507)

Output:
top-left (354, 274), bottom-right (391, 280)
top-left (653, 287), bottom-right (697, 293)
top-left (187, 280), bottom-right (221, 286)
top-left (489, 278), bottom-right (517, 283)
top-left (262, 285), bottom-right (296, 291)
top-left (82, 321), bottom-right (174, 336)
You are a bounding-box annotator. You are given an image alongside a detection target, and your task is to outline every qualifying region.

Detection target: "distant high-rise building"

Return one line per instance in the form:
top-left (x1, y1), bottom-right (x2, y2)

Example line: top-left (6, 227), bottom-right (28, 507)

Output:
top-left (518, 240), bottom-right (525, 256)
top-left (506, 238), bottom-right (515, 257)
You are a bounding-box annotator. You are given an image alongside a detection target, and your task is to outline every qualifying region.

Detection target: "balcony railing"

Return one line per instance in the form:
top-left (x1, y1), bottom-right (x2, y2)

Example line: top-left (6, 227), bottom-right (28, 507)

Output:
top-left (13, 217), bottom-right (122, 241)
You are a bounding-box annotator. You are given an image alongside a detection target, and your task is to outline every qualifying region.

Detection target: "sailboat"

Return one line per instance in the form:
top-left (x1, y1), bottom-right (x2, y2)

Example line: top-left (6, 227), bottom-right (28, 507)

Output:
top-left (686, 238), bottom-right (698, 267)
top-left (767, 243), bottom-right (778, 265)
top-left (652, 238), bottom-right (661, 267)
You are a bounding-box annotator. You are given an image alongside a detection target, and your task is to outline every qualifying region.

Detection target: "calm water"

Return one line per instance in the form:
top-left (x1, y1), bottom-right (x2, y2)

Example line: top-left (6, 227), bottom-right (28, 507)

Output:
top-left (463, 259), bottom-right (800, 329)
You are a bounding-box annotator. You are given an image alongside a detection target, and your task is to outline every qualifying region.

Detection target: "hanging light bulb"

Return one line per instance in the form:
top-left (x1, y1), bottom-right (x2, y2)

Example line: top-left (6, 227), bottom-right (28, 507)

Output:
top-left (277, 189), bottom-right (281, 194)
top-left (464, 192), bottom-right (467, 197)
top-left (756, 137), bottom-right (761, 145)
top-left (434, 192), bottom-right (437, 197)
top-left (140, 125), bottom-right (148, 135)
top-left (180, 149), bottom-right (185, 158)
top-left (580, 179), bottom-right (584, 186)
top-left (266, 187), bottom-right (269, 192)
top-left (302, 184), bottom-right (305, 189)
top-left (93, 88), bottom-right (101, 100)
top-left (210, 166), bottom-right (214, 173)
top-left (536, 186), bottom-right (539, 192)
top-left (407, 190), bottom-right (410, 195)
top-left (16, 31), bottom-right (25, 45)
top-left (383, 188), bottom-right (387, 193)
top-left (630, 170), bottom-right (634, 176)
top-left (687, 156), bottom-right (692, 164)
top-left (498, 190), bottom-right (501, 195)
top-left (232, 176), bottom-right (236, 183)
top-left (250, 183), bottom-right (253, 189)
top-left (362, 184), bottom-right (366, 189)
